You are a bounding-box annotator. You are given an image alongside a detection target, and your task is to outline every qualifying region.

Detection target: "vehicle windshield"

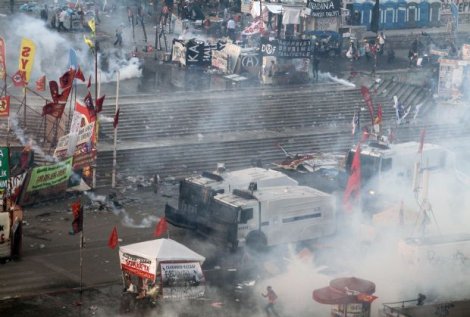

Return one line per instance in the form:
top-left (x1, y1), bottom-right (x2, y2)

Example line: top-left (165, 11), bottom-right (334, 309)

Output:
top-left (208, 200), bottom-right (239, 224)
top-left (346, 151), bottom-right (381, 183)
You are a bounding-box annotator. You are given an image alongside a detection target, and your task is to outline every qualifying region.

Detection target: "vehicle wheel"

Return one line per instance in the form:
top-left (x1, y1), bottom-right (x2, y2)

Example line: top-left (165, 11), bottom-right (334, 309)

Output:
top-left (246, 231), bottom-right (267, 252)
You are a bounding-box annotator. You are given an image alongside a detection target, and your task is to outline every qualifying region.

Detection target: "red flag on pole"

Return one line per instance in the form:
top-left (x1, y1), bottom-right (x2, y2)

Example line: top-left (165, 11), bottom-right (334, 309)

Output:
top-left (95, 95), bottom-right (105, 113)
top-left (154, 217), bottom-right (168, 237)
top-left (71, 200), bottom-right (83, 234)
top-left (360, 86), bottom-right (375, 124)
top-left (75, 66), bottom-right (86, 82)
top-left (35, 75), bottom-right (46, 91)
top-left (49, 80), bottom-right (60, 102)
top-left (12, 70), bottom-right (26, 87)
top-left (343, 144), bottom-right (361, 212)
top-left (374, 104), bottom-right (382, 125)
top-left (59, 68), bottom-right (76, 89)
top-left (113, 108), bottom-right (120, 129)
top-left (108, 226), bottom-right (119, 249)
top-left (418, 129), bottom-right (426, 153)
top-left (42, 102), bottom-right (65, 118)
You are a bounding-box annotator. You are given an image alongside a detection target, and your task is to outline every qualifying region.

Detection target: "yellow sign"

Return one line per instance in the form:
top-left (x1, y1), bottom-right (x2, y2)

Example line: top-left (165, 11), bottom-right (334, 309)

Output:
top-left (18, 38), bottom-right (36, 83)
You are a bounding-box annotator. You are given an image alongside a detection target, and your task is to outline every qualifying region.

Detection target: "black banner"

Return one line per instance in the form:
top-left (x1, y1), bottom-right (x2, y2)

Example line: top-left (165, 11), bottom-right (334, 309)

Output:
top-left (278, 39), bottom-right (311, 58)
top-left (260, 38), bottom-right (279, 56)
top-left (260, 39), bottom-right (311, 58)
top-left (185, 39), bottom-right (212, 66)
top-left (307, 0), bottom-right (341, 18)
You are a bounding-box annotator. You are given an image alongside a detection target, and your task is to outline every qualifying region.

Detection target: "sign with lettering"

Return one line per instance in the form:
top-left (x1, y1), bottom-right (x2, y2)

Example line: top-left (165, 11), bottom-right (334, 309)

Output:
top-left (211, 49), bottom-right (228, 72)
top-left (26, 157), bottom-right (73, 192)
top-left (261, 39), bottom-right (311, 58)
top-left (161, 262), bottom-right (205, 299)
top-left (0, 147), bottom-right (9, 194)
top-left (17, 38), bottom-right (36, 83)
top-left (185, 39), bottom-right (212, 66)
top-left (307, 0), bottom-right (341, 18)
top-left (120, 251), bottom-right (157, 281)
top-left (54, 122), bottom-right (95, 159)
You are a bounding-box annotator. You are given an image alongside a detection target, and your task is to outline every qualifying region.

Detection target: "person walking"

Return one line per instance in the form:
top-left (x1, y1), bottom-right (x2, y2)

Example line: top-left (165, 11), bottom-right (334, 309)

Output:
top-left (114, 24), bottom-right (123, 46)
top-left (262, 286), bottom-right (280, 317)
top-left (58, 9), bottom-right (68, 32)
top-left (312, 55), bottom-right (320, 82)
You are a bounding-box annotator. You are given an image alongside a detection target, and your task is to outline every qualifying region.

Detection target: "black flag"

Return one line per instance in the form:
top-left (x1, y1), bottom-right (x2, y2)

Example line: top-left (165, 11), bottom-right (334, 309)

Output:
top-left (371, 0), bottom-right (380, 33)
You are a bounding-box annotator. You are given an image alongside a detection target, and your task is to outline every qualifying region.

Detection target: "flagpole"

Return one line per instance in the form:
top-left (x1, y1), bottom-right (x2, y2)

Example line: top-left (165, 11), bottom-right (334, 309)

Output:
top-left (92, 35), bottom-right (98, 190)
top-left (112, 71), bottom-right (119, 188)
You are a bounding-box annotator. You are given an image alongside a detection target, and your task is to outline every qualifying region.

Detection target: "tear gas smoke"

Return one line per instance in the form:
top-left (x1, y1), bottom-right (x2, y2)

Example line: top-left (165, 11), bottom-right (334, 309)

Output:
top-left (9, 113), bottom-right (57, 162)
top-left (320, 72), bottom-right (356, 87)
top-left (0, 14), bottom-right (141, 84)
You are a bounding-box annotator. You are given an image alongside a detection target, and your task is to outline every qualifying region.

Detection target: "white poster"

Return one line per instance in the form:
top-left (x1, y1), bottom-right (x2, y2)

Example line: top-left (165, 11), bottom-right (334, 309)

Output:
top-left (224, 43), bottom-right (242, 74)
top-left (54, 122), bottom-right (95, 159)
top-left (161, 262), bottom-right (205, 299)
top-left (119, 250), bottom-right (157, 281)
top-left (212, 50), bottom-right (228, 73)
top-left (172, 41), bottom-right (187, 67)
top-left (0, 212), bottom-right (11, 258)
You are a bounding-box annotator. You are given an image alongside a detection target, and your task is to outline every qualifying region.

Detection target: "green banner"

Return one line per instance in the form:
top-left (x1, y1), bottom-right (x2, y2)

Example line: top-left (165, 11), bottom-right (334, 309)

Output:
top-left (27, 157), bottom-right (73, 192)
top-left (0, 147), bottom-right (9, 192)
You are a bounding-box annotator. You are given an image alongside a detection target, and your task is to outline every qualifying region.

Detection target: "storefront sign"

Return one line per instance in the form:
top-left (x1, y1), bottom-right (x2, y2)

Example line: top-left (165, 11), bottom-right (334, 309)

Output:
top-left (26, 157), bottom-right (73, 192)
top-left (161, 262), bottom-right (205, 299)
top-left (307, 0), bottom-right (341, 18)
top-left (120, 251), bottom-right (157, 281)
top-left (0, 147), bottom-right (10, 193)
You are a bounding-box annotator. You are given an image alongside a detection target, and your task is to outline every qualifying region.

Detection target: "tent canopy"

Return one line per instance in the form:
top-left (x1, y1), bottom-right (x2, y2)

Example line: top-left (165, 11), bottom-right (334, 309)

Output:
top-left (120, 238), bottom-right (205, 264)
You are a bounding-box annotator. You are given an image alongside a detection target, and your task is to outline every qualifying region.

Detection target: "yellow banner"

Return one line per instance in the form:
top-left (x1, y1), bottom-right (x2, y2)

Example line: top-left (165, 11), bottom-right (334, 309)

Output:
top-left (18, 38), bottom-right (36, 83)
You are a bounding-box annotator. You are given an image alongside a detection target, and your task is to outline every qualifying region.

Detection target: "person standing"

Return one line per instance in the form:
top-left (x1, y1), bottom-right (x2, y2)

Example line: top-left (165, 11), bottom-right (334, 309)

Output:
top-left (312, 55), bottom-right (319, 82)
top-left (262, 286), bottom-right (280, 317)
top-left (114, 24), bottom-right (123, 46)
top-left (226, 16), bottom-right (236, 42)
top-left (58, 9), bottom-right (68, 32)
top-left (378, 32), bottom-right (386, 55)
top-left (40, 5), bottom-right (48, 23)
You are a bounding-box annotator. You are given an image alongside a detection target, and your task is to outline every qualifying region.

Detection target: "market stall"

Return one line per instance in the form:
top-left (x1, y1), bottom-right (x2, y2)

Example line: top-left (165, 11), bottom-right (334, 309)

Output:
top-left (119, 238), bottom-right (206, 300)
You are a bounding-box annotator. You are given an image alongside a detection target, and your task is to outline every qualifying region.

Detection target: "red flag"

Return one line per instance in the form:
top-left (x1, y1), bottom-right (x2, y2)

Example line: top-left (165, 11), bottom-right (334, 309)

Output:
top-left (35, 75), bottom-right (46, 91)
top-left (75, 66), bottom-right (86, 82)
top-left (42, 101), bottom-right (65, 118)
top-left (59, 69), bottom-right (76, 89)
top-left (343, 144), bottom-right (361, 212)
top-left (49, 80), bottom-right (60, 102)
top-left (418, 129), bottom-right (426, 153)
top-left (154, 217), bottom-right (168, 237)
top-left (57, 86), bottom-right (72, 104)
top-left (71, 200), bottom-right (83, 234)
top-left (374, 104), bottom-right (382, 125)
top-left (360, 86), bottom-right (375, 124)
top-left (113, 108), bottom-right (120, 129)
top-left (0, 96), bottom-right (10, 117)
top-left (87, 75), bottom-right (91, 89)
top-left (75, 100), bottom-right (95, 123)
top-left (12, 70), bottom-right (26, 87)
top-left (108, 226), bottom-right (119, 249)
top-left (95, 95), bottom-right (105, 113)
